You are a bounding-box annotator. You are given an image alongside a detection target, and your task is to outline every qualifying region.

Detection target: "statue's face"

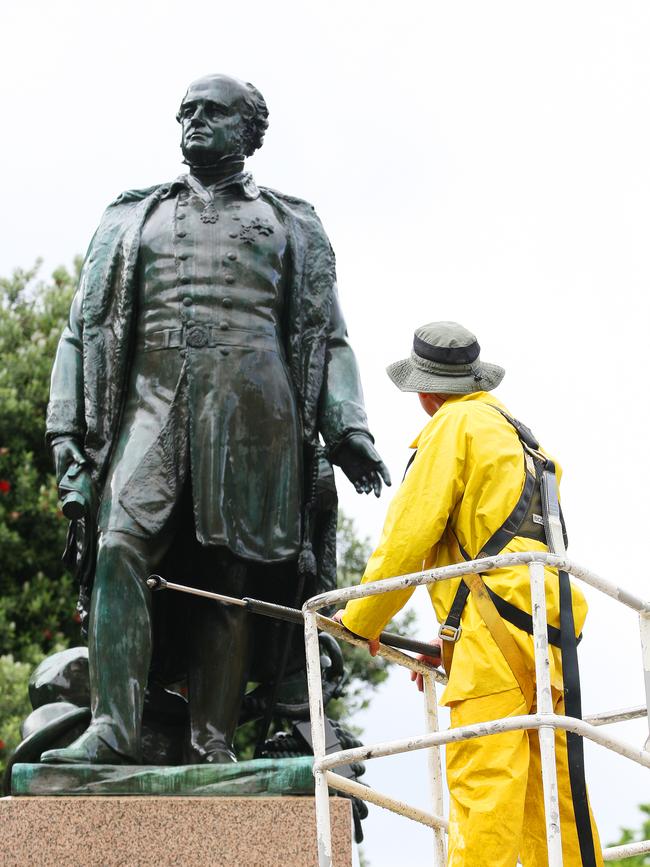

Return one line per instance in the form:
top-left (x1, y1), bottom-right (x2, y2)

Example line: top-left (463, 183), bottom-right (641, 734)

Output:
top-left (178, 75), bottom-right (251, 165)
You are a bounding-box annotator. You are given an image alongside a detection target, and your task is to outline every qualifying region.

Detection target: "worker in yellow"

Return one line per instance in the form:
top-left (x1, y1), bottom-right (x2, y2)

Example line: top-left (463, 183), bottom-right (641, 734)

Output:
top-left (333, 321), bottom-right (603, 867)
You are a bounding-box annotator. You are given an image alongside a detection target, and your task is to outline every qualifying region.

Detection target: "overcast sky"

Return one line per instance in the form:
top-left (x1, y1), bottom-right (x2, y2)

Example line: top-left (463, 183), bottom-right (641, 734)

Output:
top-left (3, 2), bottom-right (650, 864)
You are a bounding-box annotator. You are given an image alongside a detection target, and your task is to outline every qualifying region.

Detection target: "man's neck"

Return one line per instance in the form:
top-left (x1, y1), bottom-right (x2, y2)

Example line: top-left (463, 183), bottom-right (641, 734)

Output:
top-left (189, 154), bottom-right (246, 188)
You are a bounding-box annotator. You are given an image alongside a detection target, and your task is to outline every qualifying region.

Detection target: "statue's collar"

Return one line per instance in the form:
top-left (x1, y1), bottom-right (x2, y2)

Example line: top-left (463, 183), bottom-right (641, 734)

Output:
top-left (164, 171), bottom-right (260, 201)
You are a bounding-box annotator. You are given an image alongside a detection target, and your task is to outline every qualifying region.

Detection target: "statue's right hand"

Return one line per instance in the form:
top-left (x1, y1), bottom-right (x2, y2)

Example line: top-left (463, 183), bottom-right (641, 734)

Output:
top-left (52, 437), bottom-right (97, 522)
top-left (51, 436), bottom-right (89, 484)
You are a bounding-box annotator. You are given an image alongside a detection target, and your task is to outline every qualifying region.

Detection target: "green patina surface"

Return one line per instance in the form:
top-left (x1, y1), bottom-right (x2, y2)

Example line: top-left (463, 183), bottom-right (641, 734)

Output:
top-left (11, 756), bottom-right (315, 797)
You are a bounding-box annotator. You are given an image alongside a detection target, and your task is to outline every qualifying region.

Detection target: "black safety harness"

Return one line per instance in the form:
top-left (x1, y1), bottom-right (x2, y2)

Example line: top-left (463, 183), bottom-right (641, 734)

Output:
top-left (439, 407), bottom-right (572, 646)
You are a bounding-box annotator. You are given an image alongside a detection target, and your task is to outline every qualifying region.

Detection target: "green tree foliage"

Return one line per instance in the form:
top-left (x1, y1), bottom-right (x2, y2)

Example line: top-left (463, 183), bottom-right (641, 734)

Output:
top-left (607, 805), bottom-right (650, 866)
top-left (327, 513), bottom-right (416, 725)
top-left (0, 262), bottom-right (81, 768)
top-left (0, 262), bottom-right (419, 773)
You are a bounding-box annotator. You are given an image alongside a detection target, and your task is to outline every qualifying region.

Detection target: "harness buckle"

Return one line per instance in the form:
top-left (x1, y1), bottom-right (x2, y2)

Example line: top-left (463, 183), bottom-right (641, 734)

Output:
top-left (438, 623), bottom-right (462, 642)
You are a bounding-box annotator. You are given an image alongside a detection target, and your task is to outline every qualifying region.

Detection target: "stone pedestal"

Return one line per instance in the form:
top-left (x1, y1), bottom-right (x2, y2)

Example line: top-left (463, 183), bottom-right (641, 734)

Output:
top-left (0, 795), bottom-right (352, 866)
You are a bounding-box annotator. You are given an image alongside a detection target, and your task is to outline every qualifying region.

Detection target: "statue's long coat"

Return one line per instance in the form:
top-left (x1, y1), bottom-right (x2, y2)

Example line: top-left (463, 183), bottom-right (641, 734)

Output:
top-left (47, 182), bottom-right (371, 621)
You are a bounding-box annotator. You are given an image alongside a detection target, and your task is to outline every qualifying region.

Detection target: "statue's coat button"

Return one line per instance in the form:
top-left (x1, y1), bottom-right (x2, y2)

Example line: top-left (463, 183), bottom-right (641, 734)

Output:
top-left (225, 275), bottom-right (235, 284)
top-left (229, 232), bottom-right (238, 238)
top-left (227, 253), bottom-right (237, 261)
top-left (220, 348), bottom-right (230, 356)
top-left (222, 298), bottom-right (233, 309)
top-left (186, 325), bottom-right (209, 348)
top-left (177, 213), bottom-right (186, 220)
top-left (178, 253), bottom-right (188, 260)
top-left (177, 231), bottom-right (187, 238)
top-left (220, 322), bottom-right (229, 331)
top-left (182, 297), bottom-right (192, 306)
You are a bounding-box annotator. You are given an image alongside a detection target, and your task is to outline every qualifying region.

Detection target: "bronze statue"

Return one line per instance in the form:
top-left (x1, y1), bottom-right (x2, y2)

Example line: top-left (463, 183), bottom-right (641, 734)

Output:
top-left (42, 74), bottom-right (390, 766)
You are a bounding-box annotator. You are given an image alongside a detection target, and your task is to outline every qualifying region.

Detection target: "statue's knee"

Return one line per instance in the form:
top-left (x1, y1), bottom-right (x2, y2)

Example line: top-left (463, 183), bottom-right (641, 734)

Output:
top-left (96, 531), bottom-right (148, 576)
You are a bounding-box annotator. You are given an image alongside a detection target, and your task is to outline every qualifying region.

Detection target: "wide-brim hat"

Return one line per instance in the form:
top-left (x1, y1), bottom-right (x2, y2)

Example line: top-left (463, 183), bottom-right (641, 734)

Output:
top-left (387, 321), bottom-right (505, 394)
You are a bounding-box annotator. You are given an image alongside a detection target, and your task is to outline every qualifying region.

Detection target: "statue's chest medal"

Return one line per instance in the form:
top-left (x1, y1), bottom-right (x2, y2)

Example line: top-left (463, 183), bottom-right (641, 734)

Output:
top-left (238, 216), bottom-right (275, 245)
top-left (200, 202), bottom-right (219, 224)
top-left (227, 208), bottom-right (275, 245)
top-left (198, 202), bottom-right (275, 243)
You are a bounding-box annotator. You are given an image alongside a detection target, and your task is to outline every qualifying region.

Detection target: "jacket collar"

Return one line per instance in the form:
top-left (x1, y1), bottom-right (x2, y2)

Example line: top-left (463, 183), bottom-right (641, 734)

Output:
top-left (163, 171), bottom-right (260, 201)
top-left (409, 391), bottom-right (504, 448)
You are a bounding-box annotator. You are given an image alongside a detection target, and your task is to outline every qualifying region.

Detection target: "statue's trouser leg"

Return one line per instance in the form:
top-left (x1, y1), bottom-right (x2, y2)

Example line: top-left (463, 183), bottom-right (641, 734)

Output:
top-left (187, 549), bottom-right (255, 762)
top-left (88, 529), bottom-right (171, 760)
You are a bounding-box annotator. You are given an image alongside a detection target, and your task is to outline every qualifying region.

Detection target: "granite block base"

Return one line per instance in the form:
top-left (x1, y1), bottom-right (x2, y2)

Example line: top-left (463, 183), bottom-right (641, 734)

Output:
top-left (0, 795), bottom-right (353, 866)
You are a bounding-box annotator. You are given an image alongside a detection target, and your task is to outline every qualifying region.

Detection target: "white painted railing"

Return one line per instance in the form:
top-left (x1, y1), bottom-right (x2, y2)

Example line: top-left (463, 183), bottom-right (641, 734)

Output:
top-left (302, 552), bottom-right (650, 866)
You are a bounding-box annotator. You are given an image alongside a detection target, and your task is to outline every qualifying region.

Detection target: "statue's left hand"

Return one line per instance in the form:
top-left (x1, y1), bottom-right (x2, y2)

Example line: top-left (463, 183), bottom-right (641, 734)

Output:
top-left (332, 433), bottom-right (391, 497)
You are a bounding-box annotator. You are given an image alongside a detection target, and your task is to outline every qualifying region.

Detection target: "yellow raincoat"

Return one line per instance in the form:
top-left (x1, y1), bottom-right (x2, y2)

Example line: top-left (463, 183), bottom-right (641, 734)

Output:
top-left (342, 391), bottom-right (603, 866)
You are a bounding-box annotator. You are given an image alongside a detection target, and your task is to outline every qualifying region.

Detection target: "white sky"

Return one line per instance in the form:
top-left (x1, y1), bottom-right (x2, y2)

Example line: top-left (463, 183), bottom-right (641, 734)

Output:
top-left (3, 2), bottom-right (650, 864)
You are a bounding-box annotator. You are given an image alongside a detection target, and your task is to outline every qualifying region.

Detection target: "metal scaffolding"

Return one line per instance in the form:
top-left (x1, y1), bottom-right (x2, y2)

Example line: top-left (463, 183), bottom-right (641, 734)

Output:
top-left (303, 551), bottom-right (650, 866)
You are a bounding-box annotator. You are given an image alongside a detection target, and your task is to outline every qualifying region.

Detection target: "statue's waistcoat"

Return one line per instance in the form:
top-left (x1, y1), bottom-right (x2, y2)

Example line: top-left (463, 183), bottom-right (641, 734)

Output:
top-left (98, 179), bottom-right (302, 562)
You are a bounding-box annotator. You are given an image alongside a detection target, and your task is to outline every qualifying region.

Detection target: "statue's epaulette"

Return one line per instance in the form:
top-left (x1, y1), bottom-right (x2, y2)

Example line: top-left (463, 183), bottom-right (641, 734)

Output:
top-left (109, 184), bottom-right (163, 207)
top-left (259, 186), bottom-right (316, 213)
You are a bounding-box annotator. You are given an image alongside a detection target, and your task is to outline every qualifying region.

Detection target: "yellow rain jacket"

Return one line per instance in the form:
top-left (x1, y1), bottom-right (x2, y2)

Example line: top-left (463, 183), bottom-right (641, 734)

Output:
top-left (342, 390), bottom-right (588, 706)
top-left (343, 390), bottom-right (603, 866)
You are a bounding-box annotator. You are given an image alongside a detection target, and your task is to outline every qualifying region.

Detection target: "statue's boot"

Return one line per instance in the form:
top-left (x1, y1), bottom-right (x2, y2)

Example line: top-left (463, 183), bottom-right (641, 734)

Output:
top-left (40, 723), bottom-right (135, 765)
top-left (41, 531), bottom-right (160, 765)
top-left (188, 554), bottom-right (254, 764)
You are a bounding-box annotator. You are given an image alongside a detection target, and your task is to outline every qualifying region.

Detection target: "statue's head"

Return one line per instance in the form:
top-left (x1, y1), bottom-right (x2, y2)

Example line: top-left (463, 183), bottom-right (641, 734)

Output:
top-left (177, 74), bottom-right (269, 167)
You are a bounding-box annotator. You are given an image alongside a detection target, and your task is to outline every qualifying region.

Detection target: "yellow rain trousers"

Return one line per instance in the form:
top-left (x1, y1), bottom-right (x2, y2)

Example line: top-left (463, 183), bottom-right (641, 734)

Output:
top-left (342, 391), bottom-right (603, 866)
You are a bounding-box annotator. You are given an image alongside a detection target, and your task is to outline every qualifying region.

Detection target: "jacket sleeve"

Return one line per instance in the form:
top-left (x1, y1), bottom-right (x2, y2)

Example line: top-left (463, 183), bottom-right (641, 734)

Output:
top-left (317, 285), bottom-right (371, 452)
top-left (342, 409), bottom-right (467, 639)
top-left (45, 280), bottom-right (86, 444)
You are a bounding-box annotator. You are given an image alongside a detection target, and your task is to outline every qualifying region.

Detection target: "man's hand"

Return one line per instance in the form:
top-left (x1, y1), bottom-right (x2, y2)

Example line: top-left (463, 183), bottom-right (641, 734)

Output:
top-left (332, 433), bottom-right (391, 497)
top-left (409, 639), bottom-right (443, 692)
top-left (52, 436), bottom-right (89, 484)
top-left (331, 609), bottom-right (380, 655)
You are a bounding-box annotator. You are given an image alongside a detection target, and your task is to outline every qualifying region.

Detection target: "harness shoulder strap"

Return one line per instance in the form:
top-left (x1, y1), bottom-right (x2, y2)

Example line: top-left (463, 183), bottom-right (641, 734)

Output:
top-left (402, 450), bottom-right (417, 481)
top-left (440, 406), bottom-right (557, 675)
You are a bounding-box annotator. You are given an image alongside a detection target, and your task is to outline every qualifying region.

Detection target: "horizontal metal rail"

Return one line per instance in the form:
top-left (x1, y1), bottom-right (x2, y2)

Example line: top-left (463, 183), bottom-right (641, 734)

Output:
top-left (303, 551), bottom-right (650, 615)
top-left (584, 705), bottom-right (648, 727)
top-left (314, 713), bottom-right (650, 773)
top-left (314, 614), bottom-right (447, 684)
top-left (603, 839), bottom-right (650, 861)
top-left (325, 771), bottom-right (448, 831)
top-left (304, 551), bottom-right (650, 866)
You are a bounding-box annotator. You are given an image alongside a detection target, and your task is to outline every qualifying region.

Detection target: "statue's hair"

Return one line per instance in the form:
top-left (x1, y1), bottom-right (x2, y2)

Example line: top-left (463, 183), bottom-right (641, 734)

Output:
top-left (240, 82), bottom-right (269, 156)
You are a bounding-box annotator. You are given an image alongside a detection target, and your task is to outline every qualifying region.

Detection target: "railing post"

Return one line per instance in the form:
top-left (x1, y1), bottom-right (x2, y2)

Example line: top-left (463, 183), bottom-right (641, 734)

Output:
top-left (304, 609), bottom-right (333, 867)
top-left (529, 561), bottom-right (564, 867)
top-left (423, 671), bottom-right (447, 866)
top-left (640, 611), bottom-right (650, 751)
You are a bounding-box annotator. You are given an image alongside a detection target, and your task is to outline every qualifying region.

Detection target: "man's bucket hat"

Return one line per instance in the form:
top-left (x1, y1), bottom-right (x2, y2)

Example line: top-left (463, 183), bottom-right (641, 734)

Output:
top-left (387, 321), bottom-right (505, 394)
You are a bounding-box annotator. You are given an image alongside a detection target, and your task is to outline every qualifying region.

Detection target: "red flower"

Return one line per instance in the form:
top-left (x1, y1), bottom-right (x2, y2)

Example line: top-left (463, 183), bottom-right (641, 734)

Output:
top-left (42, 629), bottom-right (53, 640)
top-left (0, 480), bottom-right (10, 494)
top-left (0, 740), bottom-right (5, 751)
top-left (73, 611), bottom-right (82, 624)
